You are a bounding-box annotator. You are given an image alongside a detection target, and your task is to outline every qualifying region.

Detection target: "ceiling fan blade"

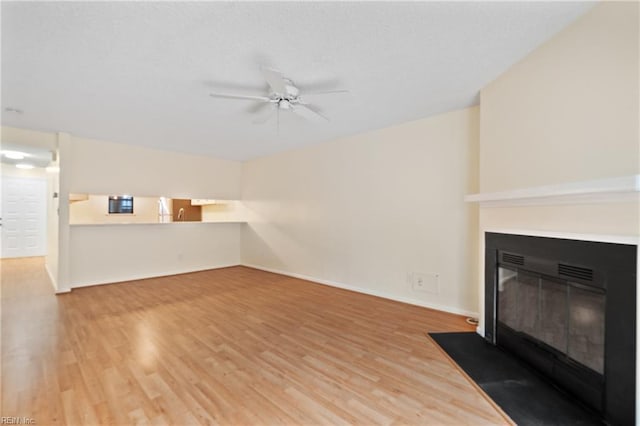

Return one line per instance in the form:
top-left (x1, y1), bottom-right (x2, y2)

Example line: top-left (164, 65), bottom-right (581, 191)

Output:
top-left (209, 92), bottom-right (270, 101)
top-left (261, 67), bottom-right (288, 94)
top-left (293, 104), bottom-right (329, 123)
top-left (303, 89), bottom-right (349, 96)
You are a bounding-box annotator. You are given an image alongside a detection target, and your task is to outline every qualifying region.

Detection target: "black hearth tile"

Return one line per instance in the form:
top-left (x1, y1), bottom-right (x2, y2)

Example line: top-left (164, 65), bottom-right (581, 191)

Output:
top-left (430, 332), bottom-right (603, 426)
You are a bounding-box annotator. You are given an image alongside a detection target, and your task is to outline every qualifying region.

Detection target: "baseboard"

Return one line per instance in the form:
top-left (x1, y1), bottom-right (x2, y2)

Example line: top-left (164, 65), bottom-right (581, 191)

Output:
top-left (44, 263), bottom-right (58, 292)
top-left (242, 263), bottom-right (479, 318)
top-left (63, 261), bottom-right (479, 318)
top-left (69, 263), bottom-right (241, 290)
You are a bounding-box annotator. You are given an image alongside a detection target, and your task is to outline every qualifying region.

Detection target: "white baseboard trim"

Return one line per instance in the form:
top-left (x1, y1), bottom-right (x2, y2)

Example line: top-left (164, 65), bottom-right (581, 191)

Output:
top-left (69, 263), bottom-right (241, 290)
top-left (44, 263), bottom-right (58, 292)
top-left (242, 263), bottom-right (479, 318)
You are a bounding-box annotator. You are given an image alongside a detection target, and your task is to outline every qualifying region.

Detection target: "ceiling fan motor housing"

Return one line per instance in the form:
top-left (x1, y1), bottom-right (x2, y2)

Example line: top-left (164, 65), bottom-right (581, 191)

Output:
top-left (209, 67), bottom-right (332, 123)
top-left (278, 99), bottom-right (292, 109)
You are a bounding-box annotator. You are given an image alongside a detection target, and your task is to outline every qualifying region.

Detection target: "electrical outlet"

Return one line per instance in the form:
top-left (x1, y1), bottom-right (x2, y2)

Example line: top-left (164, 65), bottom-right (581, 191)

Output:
top-left (412, 272), bottom-right (439, 293)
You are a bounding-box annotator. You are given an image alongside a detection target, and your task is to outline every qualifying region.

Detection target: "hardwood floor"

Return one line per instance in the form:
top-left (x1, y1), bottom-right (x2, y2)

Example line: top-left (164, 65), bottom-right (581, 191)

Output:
top-left (2, 257), bottom-right (509, 425)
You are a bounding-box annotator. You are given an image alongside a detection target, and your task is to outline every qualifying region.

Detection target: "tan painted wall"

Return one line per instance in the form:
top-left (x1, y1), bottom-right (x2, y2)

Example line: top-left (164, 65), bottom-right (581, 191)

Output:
top-left (69, 223), bottom-right (241, 288)
top-left (67, 135), bottom-right (242, 199)
top-left (480, 201), bottom-right (640, 238)
top-left (1, 126), bottom-right (57, 151)
top-left (242, 107), bottom-right (480, 316)
top-left (479, 1), bottom-right (639, 193)
top-left (2, 126), bottom-right (247, 290)
top-left (201, 201), bottom-right (245, 222)
top-left (63, 135), bottom-right (244, 289)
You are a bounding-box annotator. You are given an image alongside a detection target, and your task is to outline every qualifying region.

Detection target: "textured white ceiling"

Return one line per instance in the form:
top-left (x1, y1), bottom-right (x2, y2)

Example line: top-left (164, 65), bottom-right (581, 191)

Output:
top-left (1, 2), bottom-right (594, 161)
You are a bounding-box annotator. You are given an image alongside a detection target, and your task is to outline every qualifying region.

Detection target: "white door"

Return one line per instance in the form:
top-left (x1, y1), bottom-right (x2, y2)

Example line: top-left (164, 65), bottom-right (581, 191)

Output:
top-left (1, 177), bottom-right (47, 258)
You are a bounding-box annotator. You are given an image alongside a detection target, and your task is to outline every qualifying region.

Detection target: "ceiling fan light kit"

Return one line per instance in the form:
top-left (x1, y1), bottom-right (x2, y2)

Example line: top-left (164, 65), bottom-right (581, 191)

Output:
top-left (209, 67), bottom-right (347, 127)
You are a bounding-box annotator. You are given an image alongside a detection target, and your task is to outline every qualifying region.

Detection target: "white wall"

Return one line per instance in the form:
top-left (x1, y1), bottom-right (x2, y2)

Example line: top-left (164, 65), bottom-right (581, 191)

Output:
top-left (242, 107), bottom-right (480, 316)
top-left (63, 135), bottom-right (243, 290)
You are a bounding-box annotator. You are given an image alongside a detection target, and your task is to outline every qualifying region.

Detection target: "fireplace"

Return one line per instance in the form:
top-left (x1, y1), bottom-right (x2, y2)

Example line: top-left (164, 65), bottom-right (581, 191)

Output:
top-left (485, 232), bottom-right (636, 425)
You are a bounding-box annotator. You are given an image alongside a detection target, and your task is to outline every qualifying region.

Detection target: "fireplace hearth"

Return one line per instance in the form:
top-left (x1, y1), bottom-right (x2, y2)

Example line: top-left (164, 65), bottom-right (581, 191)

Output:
top-left (485, 233), bottom-right (636, 425)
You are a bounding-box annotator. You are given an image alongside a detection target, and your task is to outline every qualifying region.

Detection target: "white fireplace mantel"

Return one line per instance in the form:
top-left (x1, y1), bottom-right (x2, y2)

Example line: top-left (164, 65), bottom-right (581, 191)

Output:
top-left (465, 174), bottom-right (640, 207)
top-left (482, 228), bottom-right (639, 246)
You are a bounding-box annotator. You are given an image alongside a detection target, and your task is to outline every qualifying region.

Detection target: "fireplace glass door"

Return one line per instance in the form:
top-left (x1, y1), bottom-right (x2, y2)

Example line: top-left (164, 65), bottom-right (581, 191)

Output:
top-left (497, 266), bottom-right (605, 374)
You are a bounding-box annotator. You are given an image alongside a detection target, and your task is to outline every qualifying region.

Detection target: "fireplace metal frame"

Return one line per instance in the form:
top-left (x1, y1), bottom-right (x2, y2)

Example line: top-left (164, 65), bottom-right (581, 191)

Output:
top-left (485, 232), bottom-right (636, 425)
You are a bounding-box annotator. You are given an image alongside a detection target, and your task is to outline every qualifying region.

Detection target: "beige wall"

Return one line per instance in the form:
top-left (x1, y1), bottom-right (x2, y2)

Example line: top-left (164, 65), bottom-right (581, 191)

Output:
top-left (69, 223), bottom-right (241, 288)
top-left (46, 168), bottom-right (59, 290)
top-left (63, 135), bottom-right (244, 290)
top-left (480, 201), bottom-right (640, 238)
top-left (1, 126), bottom-right (57, 152)
top-left (67, 135), bottom-right (242, 199)
top-left (479, 1), bottom-right (639, 193)
top-left (476, 3), bottom-right (640, 408)
top-left (201, 201), bottom-right (246, 222)
top-left (1, 127), bottom-right (246, 290)
top-left (242, 107), bottom-right (480, 316)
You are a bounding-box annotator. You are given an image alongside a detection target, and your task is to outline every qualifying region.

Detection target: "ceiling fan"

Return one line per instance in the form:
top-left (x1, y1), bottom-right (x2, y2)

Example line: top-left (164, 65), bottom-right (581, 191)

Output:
top-left (209, 67), bottom-right (348, 126)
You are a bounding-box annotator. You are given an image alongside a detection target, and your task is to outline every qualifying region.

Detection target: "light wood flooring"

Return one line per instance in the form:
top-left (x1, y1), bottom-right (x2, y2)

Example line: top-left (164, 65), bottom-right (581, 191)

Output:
top-left (1, 257), bottom-right (509, 425)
